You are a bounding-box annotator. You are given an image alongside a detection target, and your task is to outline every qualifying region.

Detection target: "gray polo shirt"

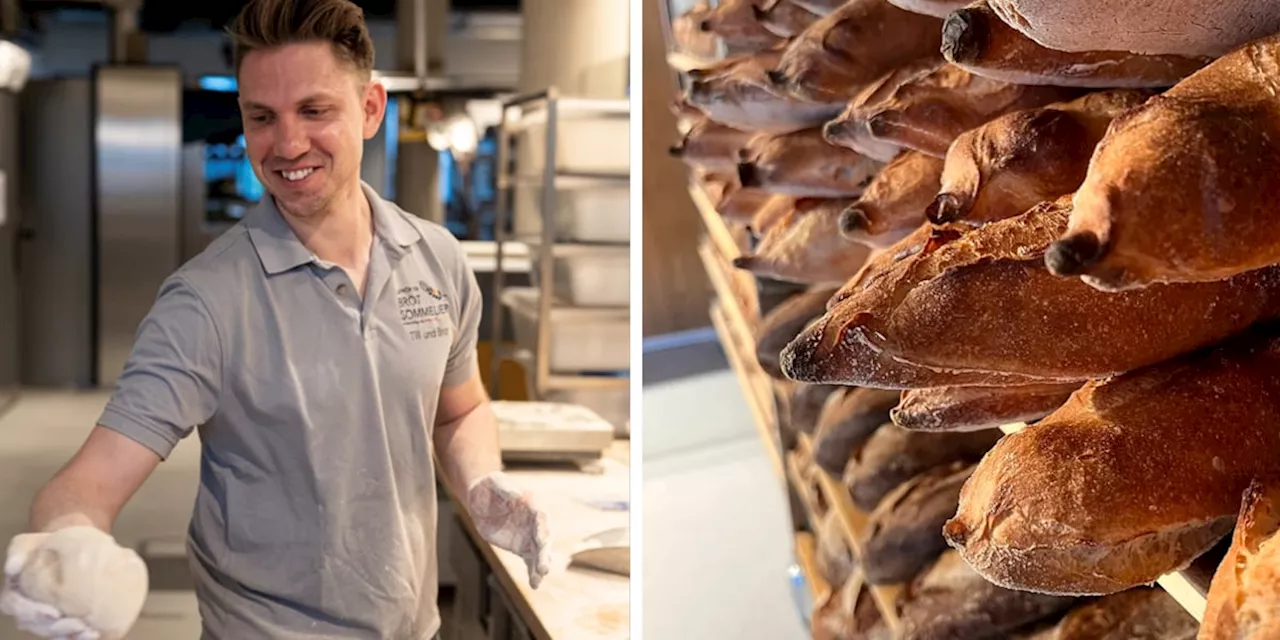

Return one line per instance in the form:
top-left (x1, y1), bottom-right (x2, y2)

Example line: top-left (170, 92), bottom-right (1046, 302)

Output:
top-left (96, 182), bottom-right (481, 639)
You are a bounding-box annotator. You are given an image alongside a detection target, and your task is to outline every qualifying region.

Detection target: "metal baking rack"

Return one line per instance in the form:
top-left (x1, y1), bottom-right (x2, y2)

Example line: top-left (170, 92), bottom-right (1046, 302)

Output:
top-left (488, 89), bottom-right (631, 403)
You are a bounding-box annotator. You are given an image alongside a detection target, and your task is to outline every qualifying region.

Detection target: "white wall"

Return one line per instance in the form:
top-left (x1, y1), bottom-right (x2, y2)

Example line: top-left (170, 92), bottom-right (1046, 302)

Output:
top-left (518, 0), bottom-right (629, 98)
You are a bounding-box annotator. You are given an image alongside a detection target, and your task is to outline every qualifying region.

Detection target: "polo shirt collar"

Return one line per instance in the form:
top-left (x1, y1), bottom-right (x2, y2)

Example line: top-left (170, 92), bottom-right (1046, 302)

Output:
top-left (246, 181), bottom-right (419, 275)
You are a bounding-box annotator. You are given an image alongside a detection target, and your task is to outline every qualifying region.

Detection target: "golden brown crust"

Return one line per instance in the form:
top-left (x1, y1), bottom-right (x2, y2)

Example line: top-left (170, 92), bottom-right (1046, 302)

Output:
top-left (685, 49), bottom-right (847, 133)
top-left (826, 63), bottom-right (1080, 158)
top-left (736, 198), bottom-right (873, 285)
top-left (812, 386), bottom-right (901, 474)
top-left (816, 509), bottom-right (856, 588)
top-left (700, 0), bottom-right (784, 51)
top-left (771, 0), bottom-right (945, 103)
top-left (781, 196), bottom-right (1280, 388)
top-left (823, 58), bottom-right (946, 162)
top-left (714, 182), bottom-right (774, 224)
top-left (671, 2), bottom-right (721, 59)
top-left (1043, 588), bottom-right (1197, 640)
top-left (841, 151), bottom-right (945, 249)
top-left (892, 382), bottom-right (1080, 432)
top-left (1049, 34), bottom-right (1280, 290)
top-left (1201, 478), bottom-right (1280, 640)
top-left (670, 118), bottom-right (756, 173)
top-left (756, 0), bottom-right (822, 38)
top-left (861, 462), bottom-right (973, 585)
top-left (945, 329), bottom-right (1280, 595)
top-left (934, 89), bottom-right (1154, 226)
top-left (755, 285), bottom-right (840, 380)
top-left (941, 2), bottom-right (1212, 88)
top-left (747, 193), bottom-right (798, 237)
top-left (843, 423), bottom-right (1000, 512)
top-left (738, 128), bottom-right (882, 198)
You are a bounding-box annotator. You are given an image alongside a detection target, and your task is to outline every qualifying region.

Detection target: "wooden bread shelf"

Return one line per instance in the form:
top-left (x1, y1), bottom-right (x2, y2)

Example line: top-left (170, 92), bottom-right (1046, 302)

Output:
top-left (998, 422), bottom-right (1211, 621)
top-left (795, 531), bottom-right (830, 602)
top-left (709, 302), bottom-right (784, 481)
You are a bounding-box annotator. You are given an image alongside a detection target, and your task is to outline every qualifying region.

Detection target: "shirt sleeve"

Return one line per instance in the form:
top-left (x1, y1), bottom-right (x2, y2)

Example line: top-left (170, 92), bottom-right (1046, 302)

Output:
top-left (96, 276), bottom-right (223, 460)
top-left (443, 245), bottom-right (482, 387)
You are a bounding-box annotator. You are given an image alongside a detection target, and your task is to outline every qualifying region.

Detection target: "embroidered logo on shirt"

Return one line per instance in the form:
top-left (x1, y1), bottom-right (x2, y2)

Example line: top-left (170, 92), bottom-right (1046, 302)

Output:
top-left (397, 282), bottom-right (450, 341)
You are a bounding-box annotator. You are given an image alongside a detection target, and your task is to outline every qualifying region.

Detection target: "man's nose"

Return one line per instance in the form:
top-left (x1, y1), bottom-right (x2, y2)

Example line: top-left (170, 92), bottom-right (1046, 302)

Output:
top-left (273, 117), bottom-right (309, 159)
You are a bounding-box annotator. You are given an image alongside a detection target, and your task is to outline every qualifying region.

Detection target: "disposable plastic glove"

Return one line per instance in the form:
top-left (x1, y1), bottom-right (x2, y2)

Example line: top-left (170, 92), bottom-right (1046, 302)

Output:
top-left (0, 526), bottom-right (148, 640)
top-left (467, 472), bottom-right (552, 588)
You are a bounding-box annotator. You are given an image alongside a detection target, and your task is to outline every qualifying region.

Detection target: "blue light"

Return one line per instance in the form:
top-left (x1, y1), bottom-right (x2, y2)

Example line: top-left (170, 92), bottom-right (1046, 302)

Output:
top-left (199, 76), bottom-right (238, 92)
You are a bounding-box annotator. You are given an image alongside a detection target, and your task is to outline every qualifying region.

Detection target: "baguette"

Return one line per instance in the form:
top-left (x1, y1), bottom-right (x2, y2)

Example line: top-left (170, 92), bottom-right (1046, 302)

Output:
top-left (892, 382), bottom-right (1080, 432)
top-left (715, 182), bottom-right (774, 224)
top-left (813, 577), bottom-right (892, 640)
top-left (898, 550), bottom-right (1077, 640)
top-left (669, 118), bottom-right (757, 173)
top-left (747, 193), bottom-right (798, 237)
top-left (734, 198), bottom-right (874, 284)
top-left (817, 509), bottom-right (856, 588)
top-left (823, 58), bottom-right (946, 162)
top-left (754, 0), bottom-right (822, 38)
top-left (699, 0), bottom-right (783, 51)
top-left (1047, 34), bottom-right (1280, 291)
top-left (812, 386), bottom-right (901, 475)
top-left (672, 3), bottom-right (722, 59)
top-left (941, 2), bottom-right (1212, 88)
top-left (1201, 478), bottom-right (1280, 640)
top-left (944, 327), bottom-right (1280, 595)
top-left (823, 63), bottom-right (1079, 158)
top-left (986, 0), bottom-right (1280, 57)
top-left (931, 89), bottom-right (1153, 226)
top-left (737, 128), bottom-right (882, 198)
top-left (755, 285), bottom-right (840, 379)
top-left (781, 196), bottom-right (1280, 389)
top-left (843, 423), bottom-right (1000, 512)
top-left (1036, 588), bottom-right (1198, 640)
top-left (769, 0), bottom-right (944, 103)
top-left (861, 462), bottom-right (973, 585)
top-left (841, 151), bottom-right (944, 249)
top-left (685, 49), bottom-right (847, 133)
top-left (783, 383), bottom-right (843, 442)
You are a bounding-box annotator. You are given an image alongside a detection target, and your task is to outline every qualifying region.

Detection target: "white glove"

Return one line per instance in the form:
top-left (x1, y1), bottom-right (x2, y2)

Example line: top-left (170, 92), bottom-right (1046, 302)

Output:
top-left (467, 472), bottom-right (553, 588)
top-left (0, 526), bottom-right (148, 640)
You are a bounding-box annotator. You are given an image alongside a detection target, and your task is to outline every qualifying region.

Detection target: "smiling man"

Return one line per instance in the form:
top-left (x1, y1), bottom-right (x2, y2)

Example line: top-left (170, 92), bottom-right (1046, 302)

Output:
top-left (0, 1), bottom-right (550, 639)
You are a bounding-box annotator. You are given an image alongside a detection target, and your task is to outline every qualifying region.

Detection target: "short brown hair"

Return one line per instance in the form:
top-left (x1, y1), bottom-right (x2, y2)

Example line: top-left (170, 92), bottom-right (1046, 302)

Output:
top-left (228, 0), bottom-right (375, 81)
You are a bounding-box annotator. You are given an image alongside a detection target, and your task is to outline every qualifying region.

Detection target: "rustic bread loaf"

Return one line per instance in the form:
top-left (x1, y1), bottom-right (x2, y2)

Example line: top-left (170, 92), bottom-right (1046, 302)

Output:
top-left (755, 0), bottom-right (822, 37)
top-left (861, 462), bottom-right (973, 584)
top-left (781, 196), bottom-right (1280, 389)
top-left (685, 49), bottom-right (847, 133)
top-left (770, 0), bottom-right (944, 103)
top-left (699, 0), bottom-right (783, 51)
top-left (843, 423), bottom-right (1000, 512)
top-left (1037, 588), bottom-right (1198, 640)
top-left (737, 128), bottom-right (882, 198)
top-left (944, 328), bottom-right (1280, 595)
top-left (892, 382), bottom-right (1080, 432)
top-left (1201, 478), bottom-right (1280, 640)
top-left (932, 89), bottom-right (1153, 226)
top-left (671, 2), bottom-right (722, 59)
top-left (734, 198), bottom-right (873, 284)
top-left (840, 151), bottom-right (944, 249)
top-left (941, 1), bottom-right (1212, 87)
top-left (816, 509), bottom-right (856, 588)
top-left (812, 386), bottom-right (900, 475)
top-left (1047, 34), bottom-right (1280, 291)
top-left (669, 118), bottom-right (756, 173)
top-left (986, 0), bottom-right (1280, 57)
top-left (755, 285), bottom-right (840, 379)
top-left (813, 577), bottom-right (893, 640)
top-left (823, 58), bottom-right (945, 162)
top-left (714, 181), bottom-right (774, 224)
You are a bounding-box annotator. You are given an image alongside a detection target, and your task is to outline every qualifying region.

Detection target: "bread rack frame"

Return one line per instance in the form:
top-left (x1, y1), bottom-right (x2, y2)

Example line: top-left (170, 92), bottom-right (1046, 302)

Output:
top-left (487, 88), bottom-right (631, 401)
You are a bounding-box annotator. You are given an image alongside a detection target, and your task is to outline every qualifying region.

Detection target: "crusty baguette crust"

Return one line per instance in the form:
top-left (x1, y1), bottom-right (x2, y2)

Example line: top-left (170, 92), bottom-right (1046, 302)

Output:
top-left (715, 182), bottom-right (773, 224)
top-left (1201, 478), bottom-right (1280, 640)
top-left (781, 196), bottom-right (1280, 388)
top-left (844, 423), bottom-right (1000, 512)
top-left (892, 382), bottom-right (1080, 432)
top-left (816, 509), bottom-right (856, 588)
top-left (841, 150), bottom-right (944, 249)
top-left (823, 58), bottom-right (946, 162)
top-left (685, 49), bottom-right (847, 133)
top-left (861, 462), bottom-right (973, 585)
top-left (670, 118), bottom-right (756, 173)
top-left (738, 128), bottom-right (882, 198)
top-left (945, 329), bottom-right (1280, 595)
top-left (755, 285), bottom-right (840, 379)
top-left (757, 0), bottom-right (821, 37)
top-left (771, 0), bottom-right (944, 103)
top-left (700, 0), bottom-right (784, 51)
top-left (987, 0), bottom-right (1280, 57)
top-left (934, 89), bottom-right (1152, 226)
top-left (1039, 588), bottom-right (1197, 640)
top-left (812, 386), bottom-right (900, 474)
top-left (941, 2), bottom-right (1212, 88)
top-left (1049, 34), bottom-right (1280, 291)
top-left (736, 198), bottom-right (873, 285)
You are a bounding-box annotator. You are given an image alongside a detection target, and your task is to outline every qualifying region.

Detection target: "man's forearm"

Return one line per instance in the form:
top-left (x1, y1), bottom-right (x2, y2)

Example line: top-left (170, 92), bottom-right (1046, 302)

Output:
top-left (433, 400), bottom-right (503, 494)
top-left (29, 475), bottom-right (114, 533)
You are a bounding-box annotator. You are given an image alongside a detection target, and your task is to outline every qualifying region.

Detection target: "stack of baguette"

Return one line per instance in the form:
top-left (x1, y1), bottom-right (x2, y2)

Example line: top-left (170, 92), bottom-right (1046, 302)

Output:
top-left (670, 0), bottom-right (1280, 637)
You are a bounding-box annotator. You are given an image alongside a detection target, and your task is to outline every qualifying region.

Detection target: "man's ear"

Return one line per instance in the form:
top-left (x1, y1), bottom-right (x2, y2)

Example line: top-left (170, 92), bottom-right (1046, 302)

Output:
top-left (362, 78), bottom-right (389, 139)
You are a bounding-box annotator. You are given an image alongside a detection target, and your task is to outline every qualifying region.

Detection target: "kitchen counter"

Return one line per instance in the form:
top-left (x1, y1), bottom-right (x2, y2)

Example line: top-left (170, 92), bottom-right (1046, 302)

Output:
top-left (442, 441), bottom-right (631, 640)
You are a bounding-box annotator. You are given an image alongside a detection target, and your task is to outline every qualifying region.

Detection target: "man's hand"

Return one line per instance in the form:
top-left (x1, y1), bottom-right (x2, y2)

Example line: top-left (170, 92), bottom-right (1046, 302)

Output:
top-left (466, 472), bottom-right (552, 588)
top-left (0, 527), bottom-right (148, 640)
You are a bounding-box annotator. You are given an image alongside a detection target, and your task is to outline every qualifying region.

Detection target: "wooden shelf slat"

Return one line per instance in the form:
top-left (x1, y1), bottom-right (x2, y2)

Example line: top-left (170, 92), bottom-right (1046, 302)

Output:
top-left (709, 303), bottom-right (784, 481)
top-left (795, 531), bottom-right (831, 603)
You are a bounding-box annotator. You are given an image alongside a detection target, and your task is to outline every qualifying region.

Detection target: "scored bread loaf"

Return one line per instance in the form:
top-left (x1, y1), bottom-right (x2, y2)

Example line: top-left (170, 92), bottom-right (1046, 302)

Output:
top-left (737, 128), bottom-right (882, 198)
top-left (940, 1), bottom-right (1212, 87)
top-left (1201, 478), bottom-right (1280, 640)
top-left (812, 386), bottom-right (901, 475)
top-left (781, 383), bottom-right (843, 448)
top-left (714, 181), bottom-right (774, 224)
top-left (840, 151), bottom-right (944, 249)
top-left (755, 0), bottom-right (821, 37)
top-left (698, 0), bottom-right (783, 51)
top-left (755, 285), bottom-right (840, 380)
top-left (1033, 588), bottom-right (1198, 640)
top-left (669, 118), bottom-right (756, 173)
top-left (816, 509), bottom-right (856, 588)
top-left (747, 193), bottom-right (798, 237)
top-left (769, 0), bottom-right (944, 103)
top-left (985, 0), bottom-right (1280, 57)
top-left (891, 382), bottom-right (1080, 432)
top-left (931, 89), bottom-right (1153, 226)
top-left (733, 198), bottom-right (874, 284)
top-left (897, 550), bottom-right (1077, 640)
top-left (861, 462), bottom-right (973, 585)
top-left (843, 423), bottom-right (1000, 512)
top-left (812, 576), bottom-right (892, 640)
top-left (685, 50), bottom-right (846, 134)
top-left (825, 63), bottom-right (1080, 158)
top-left (823, 58), bottom-right (945, 162)
top-left (671, 3), bottom-right (721, 59)
top-left (944, 327), bottom-right (1280, 595)
top-left (781, 196), bottom-right (1280, 389)
top-left (1047, 34), bottom-right (1280, 291)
